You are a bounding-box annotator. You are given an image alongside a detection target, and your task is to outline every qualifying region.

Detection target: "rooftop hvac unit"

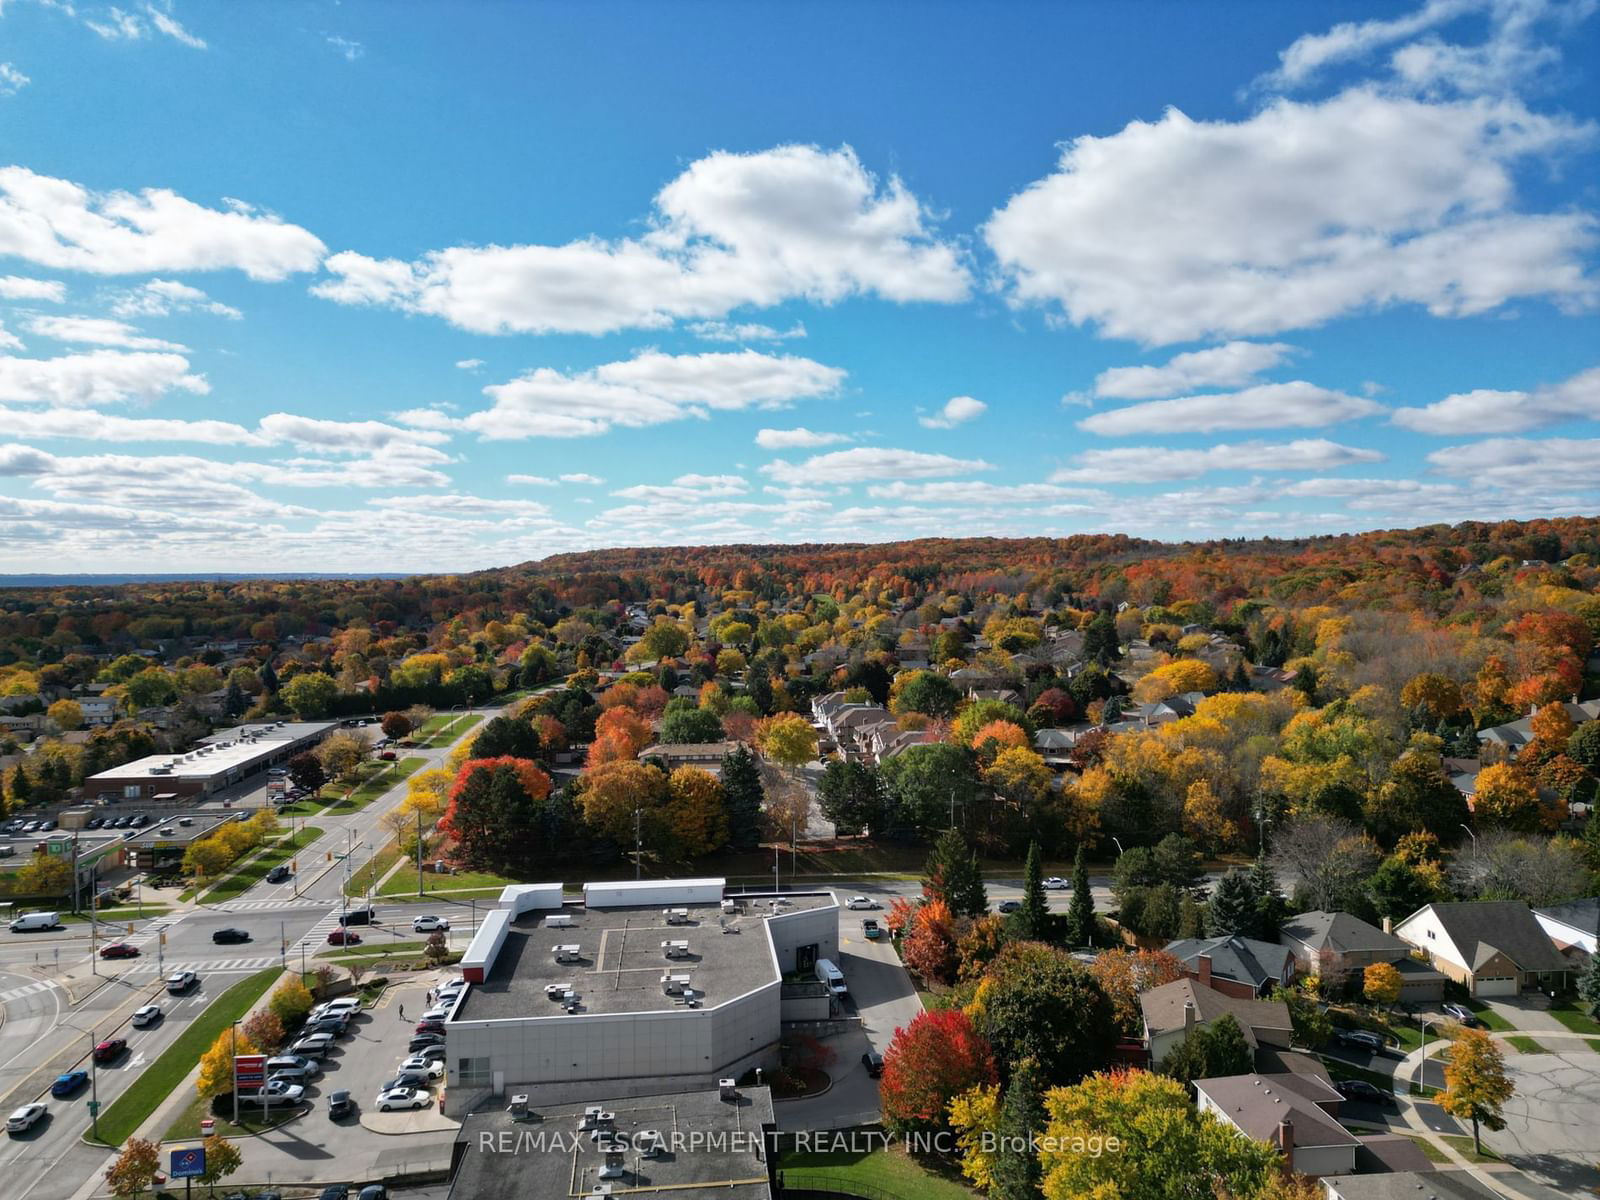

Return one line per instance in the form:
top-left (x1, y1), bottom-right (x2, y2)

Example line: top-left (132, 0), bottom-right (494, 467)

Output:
top-left (661, 973), bottom-right (692, 995)
top-left (150, 766), bottom-right (171, 775)
top-left (598, 1147), bottom-right (627, 1178)
top-left (552, 944), bottom-right (582, 963)
top-left (661, 940), bottom-right (691, 959)
top-left (720, 899), bottom-right (738, 914)
top-left (507, 1095), bottom-right (530, 1118)
top-left (663, 908), bottom-right (691, 925)
top-left (719, 1078), bottom-right (738, 1101)
top-left (546, 914), bottom-right (574, 929)
top-left (635, 1129), bottom-right (665, 1158)
top-left (588, 1187), bottom-right (614, 1199)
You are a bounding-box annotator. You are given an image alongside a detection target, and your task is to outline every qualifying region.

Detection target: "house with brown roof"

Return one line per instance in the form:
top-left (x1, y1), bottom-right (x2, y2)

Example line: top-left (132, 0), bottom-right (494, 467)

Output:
top-left (1194, 1072), bottom-right (1356, 1177)
top-left (1140, 978), bottom-right (1294, 1068)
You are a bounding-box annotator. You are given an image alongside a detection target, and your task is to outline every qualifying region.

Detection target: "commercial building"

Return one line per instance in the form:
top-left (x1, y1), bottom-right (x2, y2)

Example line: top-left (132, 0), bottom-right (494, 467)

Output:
top-left (83, 720), bottom-right (335, 801)
top-left (444, 879), bottom-right (838, 1099)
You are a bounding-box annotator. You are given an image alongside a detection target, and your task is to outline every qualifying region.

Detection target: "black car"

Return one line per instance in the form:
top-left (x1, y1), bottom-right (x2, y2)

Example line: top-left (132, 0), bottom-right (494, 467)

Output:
top-left (212, 927), bottom-right (251, 945)
top-left (408, 1032), bottom-right (446, 1052)
top-left (338, 908), bottom-right (376, 926)
top-left (307, 1016), bottom-right (352, 1038)
top-left (861, 1051), bottom-right (884, 1078)
top-left (327, 1090), bottom-right (355, 1119)
top-left (1334, 1079), bottom-right (1395, 1107)
top-left (265, 865), bottom-right (291, 884)
top-left (318, 1188), bottom-right (348, 1200)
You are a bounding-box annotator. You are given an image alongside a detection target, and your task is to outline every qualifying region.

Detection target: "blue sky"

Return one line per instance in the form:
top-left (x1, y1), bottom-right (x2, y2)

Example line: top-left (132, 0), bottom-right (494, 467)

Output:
top-left (0, 0), bottom-right (1596, 573)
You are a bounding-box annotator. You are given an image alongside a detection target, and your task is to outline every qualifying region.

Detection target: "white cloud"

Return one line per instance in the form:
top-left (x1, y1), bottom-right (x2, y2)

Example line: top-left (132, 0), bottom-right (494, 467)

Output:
top-left (0, 63), bottom-right (29, 96)
top-left (326, 35), bottom-right (364, 61)
top-left (87, 4), bottom-right (207, 49)
top-left (0, 321), bottom-right (20, 351)
top-left (613, 474), bottom-right (749, 501)
top-left (560, 473), bottom-right (604, 485)
top-left (0, 405), bottom-right (263, 445)
top-left (1426, 436), bottom-right (1600, 487)
top-left (1260, 0), bottom-right (1476, 90)
top-left (1093, 341), bottom-right (1298, 400)
top-left (314, 144), bottom-right (969, 335)
top-left (762, 446), bottom-right (993, 485)
top-left (1078, 381), bottom-right (1381, 436)
top-left (506, 474), bottom-right (557, 486)
top-left (688, 320), bottom-right (807, 342)
top-left (0, 275), bottom-right (65, 302)
top-left (368, 494), bottom-right (550, 518)
top-left (146, 3), bottom-right (206, 49)
top-left (0, 166), bottom-right (325, 279)
top-left (985, 89), bottom-right (1595, 345)
top-left (755, 426), bottom-right (850, 449)
top-left (254, 413), bottom-right (450, 454)
top-left (24, 314), bottom-right (186, 351)
top-left (0, 442), bottom-right (54, 474)
top-left (866, 480), bottom-right (1107, 505)
top-left (454, 358), bottom-right (484, 371)
top-left (1050, 438), bottom-right (1384, 483)
top-left (0, 348), bottom-right (208, 407)
top-left (918, 395), bottom-right (986, 429)
top-left (109, 278), bottom-right (241, 319)
top-left (1390, 364), bottom-right (1600, 433)
top-left (400, 349), bottom-right (844, 440)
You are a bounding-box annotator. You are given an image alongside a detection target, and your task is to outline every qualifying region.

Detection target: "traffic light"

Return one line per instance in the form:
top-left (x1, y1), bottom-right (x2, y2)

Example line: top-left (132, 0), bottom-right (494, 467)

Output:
top-left (291, 859), bottom-right (298, 871)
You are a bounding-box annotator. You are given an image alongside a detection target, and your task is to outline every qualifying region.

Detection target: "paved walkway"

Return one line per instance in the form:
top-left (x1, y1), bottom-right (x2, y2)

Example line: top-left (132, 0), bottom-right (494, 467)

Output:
top-left (1480, 996), bottom-right (1572, 1036)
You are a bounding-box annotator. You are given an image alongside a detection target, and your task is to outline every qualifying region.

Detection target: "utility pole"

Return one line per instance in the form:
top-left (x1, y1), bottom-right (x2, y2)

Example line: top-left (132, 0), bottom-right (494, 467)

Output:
top-left (89, 1029), bottom-right (99, 1141)
top-left (634, 806), bottom-right (642, 881)
top-left (279, 920), bottom-right (286, 969)
top-left (416, 806), bottom-right (425, 897)
top-left (230, 1021), bottom-right (240, 1127)
top-left (89, 860), bottom-right (99, 975)
top-left (69, 835), bottom-right (80, 916)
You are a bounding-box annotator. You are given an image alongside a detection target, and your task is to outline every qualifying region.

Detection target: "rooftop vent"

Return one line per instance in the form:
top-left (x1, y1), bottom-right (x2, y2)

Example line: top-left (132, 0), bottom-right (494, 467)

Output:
top-left (719, 1078), bottom-right (738, 1101)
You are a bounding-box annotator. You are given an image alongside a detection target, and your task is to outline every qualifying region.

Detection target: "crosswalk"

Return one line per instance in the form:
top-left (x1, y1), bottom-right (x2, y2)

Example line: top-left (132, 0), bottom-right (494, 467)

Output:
top-left (126, 955), bottom-right (286, 974)
top-left (0, 978), bottom-right (60, 1004)
top-left (214, 898), bottom-right (331, 913)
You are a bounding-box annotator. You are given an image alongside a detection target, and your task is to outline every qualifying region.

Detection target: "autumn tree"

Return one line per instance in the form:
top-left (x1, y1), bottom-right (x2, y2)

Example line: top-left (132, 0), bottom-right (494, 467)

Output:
top-left (197, 1134), bottom-right (243, 1191)
top-left (104, 1138), bottom-right (161, 1199)
top-left (1439, 1028), bottom-right (1514, 1154)
top-left (903, 897), bottom-right (959, 985)
top-left (755, 712), bottom-right (818, 769)
top-left (1363, 962), bottom-right (1403, 1010)
top-left (197, 1028), bottom-right (260, 1100)
top-left (287, 751), bottom-right (326, 794)
top-left (269, 976), bottom-right (314, 1026)
top-left (316, 729), bottom-right (372, 783)
top-left (880, 1008), bottom-right (997, 1134)
top-left (973, 941), bottom-right (1117, 1087)
top-left (380, 710), bottom-right (413, 742)
top-left (1182, 779), bottom-right (1238, 852)
top-left (241, 1009), bottom-right (287, 1054)
top-left (1089, 948), bottom-right (1184, 1036)
top-left (579, 759), bottom-right (669, 851)
top-left (587, 705), bottom-right (652, 767)
top-left (664, 766), bottom-right (729, 859)
top-left (47, 698), bottom-right (83, 730)
top-left (16, 853), bottom-right (71, 896)
top-left (442, 756), bottom-right (558, 873)
top-left (280, 671), bottom-right (339, 718)
top-left (1472, 763), bottom-right (1540, 831)
top-left (890, 669), bottom-right (961, 718)
top-left (1401, 672), bottom-right (1464, 720)
top-left (1365, 739), bottom-right (1470, 845)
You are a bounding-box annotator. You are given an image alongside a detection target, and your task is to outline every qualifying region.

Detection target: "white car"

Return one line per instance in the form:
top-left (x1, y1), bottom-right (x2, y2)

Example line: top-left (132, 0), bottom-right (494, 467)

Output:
top-left (419, 1005), bottom-right (451, 1023)
top-left (6, 1103), bottom-right (45, 1134)
top-left (130, 1004), bottom-right (163, 1028)
top-left (844, 896), bottom-right (879, 910)
top-left (399, 1055), bottom-right (446, 1079)
top-left (376, 1087), bottom-right (428, 1112)
top-left (258, 1079), bottom-right (304, 1103)
top-left (1042, 876), bottom-right (1069, 890)
top-left (291, 1033), bottom-right (337, 1059)
top-left (165, 970), bottom-right (197, 993)
top-left (412, 915), bottom-right (450, 933)
top-left (312, 998), bottom-right (360, 1020)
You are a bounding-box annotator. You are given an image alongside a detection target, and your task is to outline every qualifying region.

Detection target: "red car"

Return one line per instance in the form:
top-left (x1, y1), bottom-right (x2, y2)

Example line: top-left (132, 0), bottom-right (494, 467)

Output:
top-left (414, 1019), bottom-right (445, 1035)
top-left (99, 942), bottom-right (140, 959)
top-left (92, 1038), bottom-right (127, 1064)
top-left (327, 929), bottom-right (363, 946)
top-left (379, 750), bottom-right (397, 761)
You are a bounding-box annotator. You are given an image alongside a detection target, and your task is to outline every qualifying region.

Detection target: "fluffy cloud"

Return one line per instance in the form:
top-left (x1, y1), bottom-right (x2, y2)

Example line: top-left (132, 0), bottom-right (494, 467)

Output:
top-left (561, 473), bottom-right (604, 484)
top-left (918, 395), bottom-right (986, 429)
top-left (0, 275), bottom-right (65, 302)
top-left (314, 144), bottom-right (969, 335)
top-left (254, 413), bottom-right (450, 453)
top-left (762, 446), bottom-right (993, 485)
top-left (0, 442), bottom-right (54, 474)
top-left (1390, 364), bottom-right (1600, 433)
top-left (688, 320), bottom-right (806, 342)
top-left (1426, 436), bottom-right (1600, 487)
top-left (755, 426), bottom-right (850, 449)
top-left (1051, 438), bottom-right (1383, 483)
top-left (613, 474), bottom-right (749, 501)
top-left (1260, 0), bottom-right (1477, 89)
top-left (109, 278), bottom-right (241, 319)
top-left (1077, 381), bottom-right (1380, 436)
top-left (866, 480), bottom-right (1107, 505)
top-left (1093, 341), bottom-right (1297, 400)
top-left (985, 89), bottom-right (1594, 344)
top-left (0, 406), bottom-right (262, 445)
top-left (401, 349), bottom-right (844, 440)
top-left (0, 63), bottom-right (29, 96)
top-left (0, 348), bottom-right (208, 407)
top-left (368, 494), bottom-right (550, 518)
top-left (0, 320), bottom-right (20, 351)
top-left (0, 166), bottom-right (325, 279)
top-left (454, 358), bottom-right (484, 371)
top-left (25, 315), bottom-right (186, 351)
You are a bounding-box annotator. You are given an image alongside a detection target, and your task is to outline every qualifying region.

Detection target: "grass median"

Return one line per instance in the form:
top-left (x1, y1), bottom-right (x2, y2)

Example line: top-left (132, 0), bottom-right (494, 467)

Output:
top-left (201, 826), bottom-right (325, 904)
top-left (322, 756), bottom-right (426, 814)
top-left (88, 967), bottom-right (281, 1148)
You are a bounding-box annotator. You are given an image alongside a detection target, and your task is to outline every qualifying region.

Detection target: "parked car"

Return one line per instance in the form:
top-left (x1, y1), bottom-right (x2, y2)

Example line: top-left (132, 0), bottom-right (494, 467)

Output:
top-left (414, 1019), bottom-right (446, 1035)
top-left (1336, 1030), bottom-right (1387, 1053)
top-left (6, 1103), bottom-right (46, 1133)
top-left (327, 929), bottom-right (363, 946)
top-left (258, 1079), bottom-right (305, 1103)
top-left (1334, 1079), bottom-right (1395, 1106)
top-left (99, 942), bottom-right (140, 959)
top-left (317, 1188), bottom-right (348, 1200)
top-left (358, 1187), bottom-right (387, 1200)
top-left (399, 1055), bottom-right (445, 1079)
top-left (380, 1069), bottom-right (433, 1091)
top-left (327, 1090), bottom-right (355, 1119)
top-left (844, 896), bottom-right (878, 910)
top-left (1442, 1003), bottom-right (1483, 1027)
top-left (291, 1033), bottom-right (337, 1059)
top-left (306, 1016), bottom-right (352, 1038)
top-left (213, 927), bottom-right (252, 945)
top-left (378, 750), bottom-right (397, 761)
top-left (408, 1033), bottom-right (445, 1053)
top-left (861, 918), bottom-right (881, 939)
top-left (165, 970), bottom-right (198, 993)
top-left (93, 1038), bottom-right (127, 1064)
top-left (410, 1043), bottom-right (446, 1063)
top-left (266, 865), bottom-right (292, 884)
top-left (50, 1070), bottom-right (89, 1097)
top-left (997, 900), bottom-right (1022, 913)
top-left (313, 998), bottom-right (362, 1019)
top-left (1043, 876), bottom-right (1069, 890)
top-left (265, 1055), bottom-right (320, 1081)
top-left (131, 1004), bottom-right (163, 1028)
top-left (375, 1087), bottom-right (428, 1112)
top-left (861, 1051), bottom-right (884, 1078)
top-left (411, 915), bottom-right (449, 932)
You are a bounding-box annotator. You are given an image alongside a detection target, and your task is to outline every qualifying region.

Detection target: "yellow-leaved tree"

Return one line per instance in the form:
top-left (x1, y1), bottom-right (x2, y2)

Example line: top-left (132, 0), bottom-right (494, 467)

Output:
top-left (197, 1028), bottom-right (260, 1100)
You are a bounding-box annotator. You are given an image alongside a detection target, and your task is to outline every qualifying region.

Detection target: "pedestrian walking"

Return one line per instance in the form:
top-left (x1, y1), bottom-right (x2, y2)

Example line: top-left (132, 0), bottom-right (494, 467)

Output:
top-left (398, 1004), bottom-right (405, 1020)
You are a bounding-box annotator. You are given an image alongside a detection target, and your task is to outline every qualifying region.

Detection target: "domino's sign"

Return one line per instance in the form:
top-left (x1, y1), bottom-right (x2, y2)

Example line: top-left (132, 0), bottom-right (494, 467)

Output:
top-left (170, 1146), bottom-right (206, 1179)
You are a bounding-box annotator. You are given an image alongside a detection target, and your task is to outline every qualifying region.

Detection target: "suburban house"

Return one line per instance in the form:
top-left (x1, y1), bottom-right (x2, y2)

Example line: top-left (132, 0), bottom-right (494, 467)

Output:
top-left (636, 742), bottom-right (740, 775)
top-left (1534, 898), bottom-right (1599, 961)
top-left (80, 695), bottom-right (123, 726)
top-left (1394, 901), bottom-right (1570, 996)
top-left (1321, 1171), bottom-right (1503, 1200)
top-left (1140, 978), bottom-right (1293, 1068)
top-left (1193, 1072), bottom-right (1357, 1177)
top-left (1165, 934), bottom-right (1295, 998)
top-left (1277, 910), bottom-right (1446, 1003)
top-left (1477, 700), bottom-right (1600, 758)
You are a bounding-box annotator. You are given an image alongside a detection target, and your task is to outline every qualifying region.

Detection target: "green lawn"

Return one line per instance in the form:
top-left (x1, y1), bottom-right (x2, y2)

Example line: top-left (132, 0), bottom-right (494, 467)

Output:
top-left (201, 826), bottom-right (324, 904)
top-left (1548, 1001), bottom-right (1600, 1036)
top-left (89, 967), bottom-right (281, 1147)
top-left (1586, 1038), bottom-right (1600, 1053)
top-left (419, 714), bottom-right (482, 748)
top-left (1505, 1035), bottom-right (1549, 1054)
top-left (344, 839), bottom-right (404, 898)
top-left (778, 1139), bottom-right (978, 1199)
top-left (377, 866), bottom-right (514, 896)
top-left (1440, 1135), bottom-right (1501, 1164)
top-left (165, 1089), bottom-right (300, 1140)
top-left (1464, 1000), bottom-right (1513, 1031)
top-left (320, 938), bottom-right (426, 958)
top-left (322, 756), bottom-right (426, 813)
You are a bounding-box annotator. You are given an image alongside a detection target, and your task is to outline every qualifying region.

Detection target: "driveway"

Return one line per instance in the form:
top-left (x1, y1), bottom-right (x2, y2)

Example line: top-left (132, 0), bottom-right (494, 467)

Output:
top-left (1480, 995), bottom-right (1570, 1036)
top-left (1487, 1049), bottom-right (1600, 1194)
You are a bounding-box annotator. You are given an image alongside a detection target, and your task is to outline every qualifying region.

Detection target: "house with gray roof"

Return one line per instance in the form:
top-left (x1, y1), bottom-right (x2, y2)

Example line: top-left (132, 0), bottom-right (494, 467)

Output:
top-left (1278, 910), bottom-right (1446, 1003)
top-left (1322, 1170), bottom-right (1504, 1200)
top-left (1165, 933), bottom-right (1295, 999)
top-left (1534, 897), bottom-right (1599, 960)
top-left (1394, 900), bottom-right (1570, 997)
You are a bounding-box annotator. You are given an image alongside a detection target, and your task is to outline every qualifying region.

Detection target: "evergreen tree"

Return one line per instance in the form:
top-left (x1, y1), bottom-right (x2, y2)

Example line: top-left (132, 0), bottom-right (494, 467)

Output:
top-left (719, 745), bottom-right (765, 852)
top-left (924, 829), bottom-right (988, 918)
top-left (259, 659), bottom-right (279, 694)
top-left (1016, 841), bottom-right (1051, 941)
top-left (1152, 833), bottom-right (1205, 894)
top-left (1206, 869), bottom-right (1260, 939)
top-left (1579, 952), bottom-right (1600, 1019)
top-left (1177, 893), bottom-right (1207, 939)
top-left (8, 764), bottom-right (31, 807)
top-left (990, 1056), bottom-right (1046, 1200)
top-left (1247, 855), bottom-right (1285, 937)
top-left (223, 679), bottom-right (247, 718)
top-left (1065, 845), bottom-right (1095, 947)
top-left (470, 715), bottom-right (542, 760)
top-left (1083, 610), bottom-right (1120, 665)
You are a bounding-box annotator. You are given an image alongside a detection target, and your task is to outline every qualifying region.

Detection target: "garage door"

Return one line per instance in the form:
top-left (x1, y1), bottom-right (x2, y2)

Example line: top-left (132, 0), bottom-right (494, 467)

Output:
top-left (1475, 975), bottom-right (1517, 996)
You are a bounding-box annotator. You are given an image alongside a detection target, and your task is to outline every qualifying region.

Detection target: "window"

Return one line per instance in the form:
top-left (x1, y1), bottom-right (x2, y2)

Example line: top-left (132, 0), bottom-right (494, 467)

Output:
top-left (457, 1056), bottom-right (490, 1087)
top-left (123, 785), bottom-right (141, 799)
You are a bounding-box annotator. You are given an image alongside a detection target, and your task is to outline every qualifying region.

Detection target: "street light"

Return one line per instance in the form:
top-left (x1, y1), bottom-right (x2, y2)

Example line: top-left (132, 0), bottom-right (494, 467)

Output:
top-left (1111, 836), bottom-right (1125, 857)
top-left (1459, 824), bottom-right (1477, 858)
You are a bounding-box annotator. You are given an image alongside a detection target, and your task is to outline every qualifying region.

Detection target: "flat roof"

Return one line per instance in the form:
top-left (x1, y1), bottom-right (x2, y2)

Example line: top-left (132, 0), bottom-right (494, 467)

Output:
top-left (455, 894), bottom-right (833, 1022)
top-left (87, 721), bottom-right (334, 783)
top-left (450, 1086), bottom-right (774, 1200)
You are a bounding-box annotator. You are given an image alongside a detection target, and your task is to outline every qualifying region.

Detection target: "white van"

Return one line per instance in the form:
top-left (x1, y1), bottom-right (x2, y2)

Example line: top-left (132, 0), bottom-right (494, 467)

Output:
top-left (9, 911), bottom-right (60, 932)
top-left (815, 957), bottom-right (847, 998)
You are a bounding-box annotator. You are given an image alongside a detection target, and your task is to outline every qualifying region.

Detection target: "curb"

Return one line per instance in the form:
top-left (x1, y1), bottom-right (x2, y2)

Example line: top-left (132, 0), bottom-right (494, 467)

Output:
top-left (152, 1102), bottom-right (311, 1145)
top-left (0, 974), bottom-right (166, 1116)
